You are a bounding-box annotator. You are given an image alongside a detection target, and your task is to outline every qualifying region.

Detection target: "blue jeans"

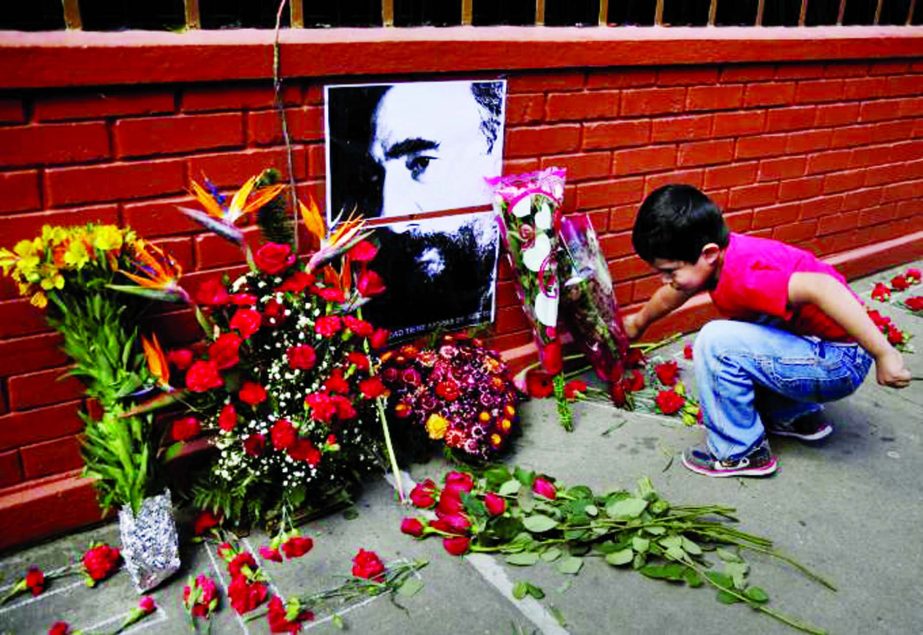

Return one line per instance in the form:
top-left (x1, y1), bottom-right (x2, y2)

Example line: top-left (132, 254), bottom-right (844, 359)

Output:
top-left (693, 320), bottom-right (873, 461)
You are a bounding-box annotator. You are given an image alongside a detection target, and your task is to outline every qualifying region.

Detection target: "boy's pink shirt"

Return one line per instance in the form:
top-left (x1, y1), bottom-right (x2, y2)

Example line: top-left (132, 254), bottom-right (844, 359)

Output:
top-left (710, 232), bottom-right (857, 341)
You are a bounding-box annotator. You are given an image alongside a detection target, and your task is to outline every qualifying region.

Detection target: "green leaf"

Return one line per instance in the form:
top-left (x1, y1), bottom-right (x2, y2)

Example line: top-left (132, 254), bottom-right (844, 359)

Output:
top-left (332, 614), bottom-right (345, 629)
top-left (550, 605), bottom-right (567, 627)
top-left (716, 548), bottom-right (743, 563)
top-left (484, 466), bottom-right (512, 490)
top-left (526, 583), bottom-right (545, 600)
top-left (566, 485), bottom-right (593, 499)
top-left (644, 525), bottom-right (666, 536)
top-left (523, 514), bottom-right (557, 533)
top-left (506, 552), bottom-right (540, 566)
top-left (681, 537), bottom-right (702, 555)
top-left (540, 547), bottom-right (562, 562)
top-left (398, 578), bottom-right (424, 597)
top-left (584, 504), bottom-right (598, 517)
top-left (518, 489), bottom-right (535, 514)
top-left (631, 536), bottom-right (650, 553)
top-left (605, 549), bottom-right (634, 566)
top-left (705, 571), bottom-right (734, 589)
top-left (514, 466), bottom-right (535, 486)
top-left (640, 563), bottom-right (687, 581)
top-left (498, 479), bottom-right (522, 496)
top-left (684, 569), bottom-right (704, 588)
top-left (163, 442), bottom-right (184, 462)
top-left (744, 586), bottom-right (769, 604)
top-left (556, 557), bottom-right (583, 575)
top-left (606, 497), bottom-right (648, 519)
top-left (343, 508), bottom-right (359, 520)
top-left (512, 581), bottom-right (528, 600)
top-left (724, 562), bottom-right (749, 590)
top-left (717, 590), bottom-right (741, 604)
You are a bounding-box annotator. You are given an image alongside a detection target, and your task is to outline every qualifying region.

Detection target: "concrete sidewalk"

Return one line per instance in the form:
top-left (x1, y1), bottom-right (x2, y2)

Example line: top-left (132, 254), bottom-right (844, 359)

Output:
top-left (2, 261), bottom-right (921, 635)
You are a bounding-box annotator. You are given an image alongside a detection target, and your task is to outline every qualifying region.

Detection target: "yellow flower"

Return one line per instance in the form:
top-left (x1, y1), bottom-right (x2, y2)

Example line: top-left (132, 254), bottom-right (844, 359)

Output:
top-left (38, 266), bottom-right (64, 291)
top-left (92, 225), bottom-right (124, 251)
top-left (499, 418), bottom-right (512, 433)
top-left (30, 291), bottom-right (47, 308)
top-left (64, 239), bottom-right (90, 269)
top-left (490, 433), bottom-right (502, 448)
top-left (41, 225), bottom-right (69, 245)
top-left (425, 413), bottom-right (449, 440)
top-left (13, 239), bottom-right (41, 273)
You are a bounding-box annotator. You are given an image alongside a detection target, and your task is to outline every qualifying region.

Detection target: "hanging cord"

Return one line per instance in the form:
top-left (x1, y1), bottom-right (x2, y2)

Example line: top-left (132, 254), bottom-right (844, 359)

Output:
top-left (274, 0), bottom-right (300, 253)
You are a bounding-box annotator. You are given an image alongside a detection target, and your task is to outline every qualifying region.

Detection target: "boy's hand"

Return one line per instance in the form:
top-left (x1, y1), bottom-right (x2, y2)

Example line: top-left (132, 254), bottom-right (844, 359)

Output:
top-left (623, 313), bottom-right (644, 341)
top-left (875, 348), bottom-right (911, 388)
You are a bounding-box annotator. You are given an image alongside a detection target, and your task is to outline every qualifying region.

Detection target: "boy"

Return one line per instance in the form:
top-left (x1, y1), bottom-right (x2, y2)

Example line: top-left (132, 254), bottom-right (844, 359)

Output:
top-left (627, 184), bottom-right (911, 477)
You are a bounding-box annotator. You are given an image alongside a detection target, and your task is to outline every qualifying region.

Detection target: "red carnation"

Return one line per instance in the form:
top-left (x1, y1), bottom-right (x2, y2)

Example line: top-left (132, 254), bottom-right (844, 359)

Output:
top-left (82, 544), bottom-right (121, 584)
top-left (906, 296), bottom-right (923, 312)
top-left (346, 351), bottom-right (369, 371)
top-left (343, 315), bottom-right (373, 337)
top-left (254, 242), bottom-right (296, 275)
top-left (564, 379), bottom-right (587, 400)
top-left (887, 325), bottom-right (905, 345)
top-left (316, 287), bottom-right (346, 304)
top-left (625, 369), bottom-right (645, 392)
top-left (230, 308), bottom-right (262, 339)
top-left (324, 368), bottom-right (350, 394)
top-left (532, 477), bottom-right (557, 500)
top-left (185, 360), bottom-right (224, 392)
top-left (525, 369), bottom-right (553, 399)
top-left (314, 315), bottom-right (342, 337)
top-left (270, 419), bottom-right (297, 451)
top-left (195, 278), bottom-right (229, 306)
top-left (239, 381), bottom-right (268, 406)
top-left (357, 270), bottom-right (386, 297)
top-left (25, 567), bottom-right (45, 596)
top-left (349, 240), bottom-right (378, 262)
top-left (48, 622), bottom-right (72, 635)
top-left (609, 381), bottom-right (627, 407)
top-left (370, 328), bottom-right (390, 350)
top-left (409, 479), bottom-right (437, 508)
top-left (484, 492), bottom-right (506, 516)
top-left (193, 510), bottom-right (220, 536)
top-left (683, 343), bottom-right (694, 360)
top-left (229, 293), bottom-right (258, 306)
top-left (243, 434), bottom-right (265, 457)
top-left (228, 576), bottom-right (267, 615)
top-left (166, 348), bottom-right (193, 371)
top-left (288, 438), bottom-right (322, 466)
top-left (400, 517), bottom-right (425, 537)
top-left (262, 299), bottom-right (286, 326)
top-left (171, 416), bottom-right (201, 442)
top-left (891, 274), bottom-right (910, 291)
top-left (259, 545), bottom-right (283, 563)
top-left (209, 333), bottom-right (242, 370)
top-left (305, 393), bottom-right (336, 423)
top-left (228, 552), bottom-right (258, 579)
top-left (331, 395), bottom-right (357, 420)
top-left (654, 360), bottom-right (679, 386)
top-left (541, 341), bottom-right (563, 375)
top-left (442, 536), bottom-right (471, 557)
top-left (906, 268), bottom-right (921, 284)
top-left (351, 549), bottom-right (385, 581)
top-left (219, 403), bottom-right (238, 432)
top-left (655, 389), bottom-right (685, 415)
top-left (871, 282), bottom-right (891, 302)
top-left (359, 376), bottom-right (386, 399)
top-left (277, 271), bottom-right (315, 294)
top-left (267, 595), bottom-right (313, 633)
top-left (280, 536), bottom-right (313, 559)
top-left (287, 344), bottom-right (317, 371)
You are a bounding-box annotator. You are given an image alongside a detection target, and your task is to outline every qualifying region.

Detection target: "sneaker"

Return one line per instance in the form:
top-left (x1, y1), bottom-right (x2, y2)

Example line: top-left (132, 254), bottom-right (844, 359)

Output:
top-left (682, 442), bottom-right (778, 478)
top-left (770, 412), bottom-right (832, 442)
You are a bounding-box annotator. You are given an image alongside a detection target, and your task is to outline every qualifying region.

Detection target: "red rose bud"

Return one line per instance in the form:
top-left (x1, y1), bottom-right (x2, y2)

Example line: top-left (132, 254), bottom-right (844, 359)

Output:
top-left (166, 348), bottom-right (194, 371)
top-left (683, 343), bottom-right (694, 360)
top-left (435, 490), bottom-right (465, 517)
top-left (370, 328), bottom-right (390, 350)
top-left (532, 477), bottom-right (557, 500)
top-left (541, 341), bottom-right (563, 375)
top-left (438, 512), bottom-right (471, 535)
top-left (609, 381), bottom-right (627, 407)
top-left (357, 269), bottom-right (386, 297)
top-left (871, 282), bottom-right (891, 302)
top-left (281, 536), bottom-right (314, 559)
top-left (400, 517), bottom-right (425, 537)
top-left (654, 360), bottom-right (679, 386)
top-left (316, 287), bottom-right (347, 304)
top-left (359, 376), bottom-right (386, 399)
top-left (139, 596), bottom-right (156, 614)
top-left (287, 344), bottom-right (317, 370)
top-left (259, 545), bottom-right (283, 563)
top-left (243, 434), bottom-right (266, 456)
top-left (525, 369), bottom-right (554, 399)
top-left (891, 274), bottom-right (910, 291)
top-left (655, 389), bottom-right (685, 415)
top-left (171, 416), bottom-right (201, 442)
top-left (351, 549), bottom-right (385, 581)
top-left (193, 510), bottom-right (220, 536)
top-left (349, 240), bottom-right (378, 262)
top-left (277, 271), bottom-right (315, 294)
top-left (208, 332), bottom-right (242, 370)
top-left (218, 403), bottom-right (238, 432)
top-left (230, 308), bottom-right (262, 339)
top-left (185, 360), bottom-right (224, 393)
top-left (410, 479), bottom-right (437, 508)
top-left (563, 379), bottom-right (587, 400)
top-left (195, 278), bottom-right (230, 306)
top-left (444, 471), bottom-right (474, 492)
top-left (254, 242), bottom-right (296, 275)
top-left (239, 381), bottom-right (268, 406)
top-left (484, 492), bottom-right (506, 516)
top-left (442, 536), bottom-right (470, 556)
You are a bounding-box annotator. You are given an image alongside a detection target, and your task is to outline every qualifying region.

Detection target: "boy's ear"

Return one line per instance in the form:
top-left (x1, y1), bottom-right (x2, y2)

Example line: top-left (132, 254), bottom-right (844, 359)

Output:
top-left (699, 242), bottom-right (721, 265)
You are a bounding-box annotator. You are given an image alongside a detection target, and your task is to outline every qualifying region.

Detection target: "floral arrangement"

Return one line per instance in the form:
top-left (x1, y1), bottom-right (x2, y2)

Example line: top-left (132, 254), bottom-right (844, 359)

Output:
top-left (379, 334), bottom-right (520, 461)
top-left (401, 466), bottom-right (833, 634)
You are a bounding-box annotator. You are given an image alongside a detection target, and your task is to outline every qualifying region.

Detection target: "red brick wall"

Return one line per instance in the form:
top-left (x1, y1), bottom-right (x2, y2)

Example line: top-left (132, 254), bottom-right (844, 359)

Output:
top-left (0, 33), bottom-right (921, 548)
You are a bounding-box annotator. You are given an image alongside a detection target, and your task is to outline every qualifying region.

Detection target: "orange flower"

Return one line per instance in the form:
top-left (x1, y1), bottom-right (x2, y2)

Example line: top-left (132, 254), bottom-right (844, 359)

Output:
top-left (181, 175), bottom-right (284, 244)
top-left (112, 240), bottom-right (189, 303)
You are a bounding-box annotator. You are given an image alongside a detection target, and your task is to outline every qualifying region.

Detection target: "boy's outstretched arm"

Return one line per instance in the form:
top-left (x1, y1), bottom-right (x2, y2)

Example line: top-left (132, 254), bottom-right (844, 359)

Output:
top-left (624, 283), bottom-right (694, 340)
top-left (788, 272), bottom-right (911, 388)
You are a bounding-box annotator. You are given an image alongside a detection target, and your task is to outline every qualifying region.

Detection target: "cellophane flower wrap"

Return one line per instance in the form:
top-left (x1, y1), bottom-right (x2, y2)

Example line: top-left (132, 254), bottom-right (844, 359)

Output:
top-left (489, 168), bottom-right (572, 430)
top-left (379, 334), bottom-right (520, 461)
top-left (558, 213), bottom-right (631, 388)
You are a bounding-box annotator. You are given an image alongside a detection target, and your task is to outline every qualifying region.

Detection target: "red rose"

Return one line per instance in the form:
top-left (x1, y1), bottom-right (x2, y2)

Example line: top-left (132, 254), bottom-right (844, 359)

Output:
top-left (259, 545), bottom-right (283, 563)
top-left (435, 489), bottom-right (464, 517)
top-left (541, 341), bottom-right (563, 375)
top-left (891, 274), bottom-right (910, 291)
top-left (349, 240), bottom-right (378, 262)
top-left (219, 403), bottom-right (238, 432)
top-left (82, 544), bottom-right (121, 583)
top-left (906, 296), bottom-right (923, 312)
top-left (228, 576), bottom-right (267, 615)
top-left (525, 369), bottom-right (553, 399)
top-left (288, 438), bottom-right (322, 466)
top-left (314, 315), bottom-right (342, 337)
top-left (887, 325), bottom-right (904, 345)
top-left (229, 293), bottom-right (258, 306)
top-left (138, 596), bottom-right (156, 614)
top-left (228, 552), bottom-right (257, 579)
top-left (262, 299), bottom-right (286, 326)
top-left (229, 308), bottom-right (261, 339)
top-left (280, 536), bottom-right (313, 559)
top-left (25, 567), bottom-right (45, 596)
top-left (287, 344), bottom-right (317, 371)
top-left (400, 517), bottom-right (425, 537)
top-left (484, 492), bottom-right (506, 516)
top-left (654, 360), bottom-right (679, 386)
top-left (324, 368), bottom-right (350, 394)
top-left (346, 351), bottom-right (369, 371)
top-left (564, 379), bottom-right (587, 400)
top-left (357, 270), bottom-right (386, 297)
top-left (171, 416), bottom-right (202, 442)
top-left (445, 471), bottom-right (474, 492)
top-left (166, 348), bottom-right (193, 371)
top-left (442, 536), bottom-right (471, 556)
top-left (871, 282), bottom-right (891, 302)
top-left (343, 315), bottom-right (373, 337)
top-left (351, 549), bottom-right (385, 581)
top-left (270, 419), bottom-right (297, 451)
top-left (193, 510), bottom-right (220, 536)
top-left (254, 242), bottom-right (296, 275)
top-left (305, 393), bottom-right (336, 423)
top-left (655, 389), bottom-right (685, 415)
top-left (432, 512), bottom-right (471, 535)
top-left (239, 381), bottom-right (268, 406)
top-left (359, 376), bottom-right (386, 399)
top-left (243, 434), bottom-right (265, 456)
top-left (683, 343), bottom-right (694, 360)
top-left (185, 360), bottom-right (224, 392)
top-left (316, 287), bottom-right (346, 304)
top-left (208, 333), bottom-right (242, 370)
top-left (409, 479), bottom-right (437, 508)
top-left (370, 328), bottom-right (390, 350)
top-left (625, 369), bottom-right (645, 392)
top-left (195, 278), bottom-right (229, 306)
top-left (532, 477), bottom-right (557, 500)
top-left (277, 271), bottom-right (315, 294)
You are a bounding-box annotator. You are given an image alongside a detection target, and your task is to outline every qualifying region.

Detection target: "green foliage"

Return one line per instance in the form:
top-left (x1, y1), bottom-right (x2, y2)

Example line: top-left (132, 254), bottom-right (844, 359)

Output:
top-left (81, 410), bottom-right (155, 516)
top-left (255, 168), bottom-right (295, 246)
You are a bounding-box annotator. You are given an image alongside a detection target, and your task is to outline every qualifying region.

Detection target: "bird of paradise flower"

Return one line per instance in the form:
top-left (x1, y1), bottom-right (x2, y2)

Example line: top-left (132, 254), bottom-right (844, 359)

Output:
top-left (180, 175), bottom-right (285, 245)
top-left (109, 239), bottom-right (190, 303)
top-left (300, 196), bottom-right (370, 273)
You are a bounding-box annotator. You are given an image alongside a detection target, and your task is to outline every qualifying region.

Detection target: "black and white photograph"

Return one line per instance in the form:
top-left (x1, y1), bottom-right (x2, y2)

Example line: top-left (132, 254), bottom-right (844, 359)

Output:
top-left (325, 79), bottom-right (507, 223)
top-left (362, 212), bottom-right (500, 341)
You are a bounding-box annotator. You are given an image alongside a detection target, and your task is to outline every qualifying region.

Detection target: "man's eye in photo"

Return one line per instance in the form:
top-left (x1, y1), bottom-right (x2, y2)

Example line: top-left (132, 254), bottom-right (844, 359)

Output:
top-left (406, 155), bottom-right (434, 180)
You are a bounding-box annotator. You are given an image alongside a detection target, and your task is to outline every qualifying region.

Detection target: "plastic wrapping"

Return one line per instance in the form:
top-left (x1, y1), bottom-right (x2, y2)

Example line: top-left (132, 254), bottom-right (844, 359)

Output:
top-left (118, 489), bottom-right (181, 593)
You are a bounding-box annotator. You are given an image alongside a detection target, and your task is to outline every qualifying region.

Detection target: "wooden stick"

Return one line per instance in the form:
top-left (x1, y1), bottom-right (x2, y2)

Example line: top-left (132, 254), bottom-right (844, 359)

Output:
top-left (290, 0), bottom-right (304, 28)
top-left (756, 0), bottom-right (765, 25)
top-left (598, 0), bottom-right (609, 26)
top-left (462, 0), bottom-right (473, 25)
top-left (185, 0), bottom-right (201, 29)
top-left (909, 0), bottom-right (918, 25)
top-left (535, 0), bottom-right (546, 26)
top-left (382, 0), bottom-right (394, 27)
top-left (708, 0), bottom-right (718, 26)
top-left (837, 0), bottom-right (846, 25)
top-left (874, 0), bottom-right (884, 24)
top-left (799, 0), bottom-right (808, 26)
top-left (62, 0), bottom-right (82, 30)
top-left (655, 0), bottom-right (665, 25)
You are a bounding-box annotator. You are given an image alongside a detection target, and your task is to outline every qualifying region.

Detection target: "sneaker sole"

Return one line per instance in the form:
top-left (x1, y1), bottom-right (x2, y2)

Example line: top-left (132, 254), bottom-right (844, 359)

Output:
top-left (681, 455), bottom-right (778, 478)
top-left (771, 425), bottom-right (833, 442)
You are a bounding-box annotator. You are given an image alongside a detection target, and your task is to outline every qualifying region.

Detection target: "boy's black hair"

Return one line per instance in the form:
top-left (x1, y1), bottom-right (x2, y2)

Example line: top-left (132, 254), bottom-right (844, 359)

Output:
top-left (632, 184), bottom-right (729, 264)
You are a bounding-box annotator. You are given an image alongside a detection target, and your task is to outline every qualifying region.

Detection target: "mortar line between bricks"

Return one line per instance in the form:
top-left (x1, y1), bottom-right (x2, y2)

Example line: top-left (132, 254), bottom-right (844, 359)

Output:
top-left (204, 540), bottom-right (251, 634)
top-left (382, 471), bottom-right (571, 635)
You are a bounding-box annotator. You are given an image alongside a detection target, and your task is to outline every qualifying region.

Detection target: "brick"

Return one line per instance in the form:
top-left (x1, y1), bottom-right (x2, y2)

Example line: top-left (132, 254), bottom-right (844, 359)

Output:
top-left (719, 65), bottom-right (775, 83)
top-left (0, 299), bottom-right (49, 339)
top-left (888, 141), bottom-right (923, 162)
top-left (586, 69), bottom-right (655, 89)
top-left (0, 450), bottom-right (21, 488)
top-left (704, 162), bottom-right (758, 189)
top-left (247, 107), bottom-right (324, 145)
top-left (644, 169), bottom-right (704, 195)
top-left (609, 254), bottom-right (654, 281)
top-left (712, 110), bottom-right (764, 137)
top-left (599, 232), bottom-right (633, 259)
top-left (508, 72), bottom-right (585, 93)
top-left (45, 159), bottom-right (185, 207)
top-left (898, 97), bottom-right (923, 118)
top-left (20, 435), bottom-right (83, 480)
top-left (194, 230), bottom-right (255, 270)
top-left (794, 79), bottom-right (844, 104)
top-left (0, 334), bottom-right (66, 378)
top-left (859, 98), bottom-right (906, 123)
top-left (736, 133), bottom-right (788, 159)
top-left (122, 196), bottom-right (204, 238)
top-left (817, 210), bottom-right (859, 236)
top-left (114, 112), bottom-right (243, 158)
top-left (752, 201), bottom-right (800, 229)
top-left (182, 84), bottom-right (300, 112)
top-left (608, 205), bottom-right (637, 231)
top-left (864, 163), bottom-right (908, 187)
top-left (895, 199), bottom-right (923, 220)
top-left (494, 305), bottom-right (530, 334)
top-left (582, 120), bottom-right (650, 150)
top-left (505, 124), bottom-right (581, 157)
top-left (575, 178), bottom-right (644, 209)
top-left (830, 124), bottom-right (874, 149)
top-left (800, 194), bottom-right (844, 219)
top-left (776, 64), bottom-right (826, 80)
top-left (505, 94), bottom-right (545, 125)
top-left (765, 105), bottom-right (816, 132)
top-left (0, 384), bottom-right (7, 415)
top-left (540, 153), bottom-right (611, 182)
top-left (727, 183), bottom-right (778, 211)
top-left (620, 88), bottom-right (686, 116)
top-left (686, 85), bottom-right (744, 111)
top-left (823, 62), bottom-right (868, 78)
top-left (188, 147), bottom-right (307, 187)
top-left (677, 139), bottom-right (734, 167)
top-left (632, 275), bottom-right (663, 303)
top-left (872, 119), bottom-right (916, 143)
top-left (0, 99), bottom-right (25, 123)
top-left (657, 67), bottom-right (719, 86)
top-left (0, 401), bottom-right (87, 452)
top-left (545, 90), bottom-right (619, 122)
top-left (0, 205), bottom-right (119, 246)
top-left (306, 144), bottom-right (325, 177)
top-left (806, 149), bottom-right (851, 175)
top-left (34, 90), bottom-right (174, 121)
top-left (881, 180), bottom-right (921, 203)
top-left (724, 210), bottom-right (753, 232)
top-left (502, 158), bottom-right (540, 174)
top-left (611, 146), bottom-right (676, 175)
top-left (778, 176), bottom-right (824, 202)
top-left (744, 82), bottom-right (796, 107)
top-left (786, 130), bottom-right (831, 154)
top-left (848, 146), bottom-right (880, 168)
top-left (759, 156), bottom-right (807, 181)
top-left (705, 189), bottom-right (729, 210)
top-left (814, 103), bottom-right (860, 127)
top-left (0, 123), bottom-right (109, 168)
top-left (842, 77), bottom-right (888, 100)
top-left (839, 187), bottom-right (881, 212)
top-left (773, 219), bottom-right (817, 243)
top-left (885, 76), bottom-right (920, 97)
top-left (0, 171), bottom-right (41, 215)
top-left (7, 366), bottom-right (84, 410)
top-left (823, 169), bottom-right (865, 194)
top-left (650, 114), bottom-right (711, 142)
